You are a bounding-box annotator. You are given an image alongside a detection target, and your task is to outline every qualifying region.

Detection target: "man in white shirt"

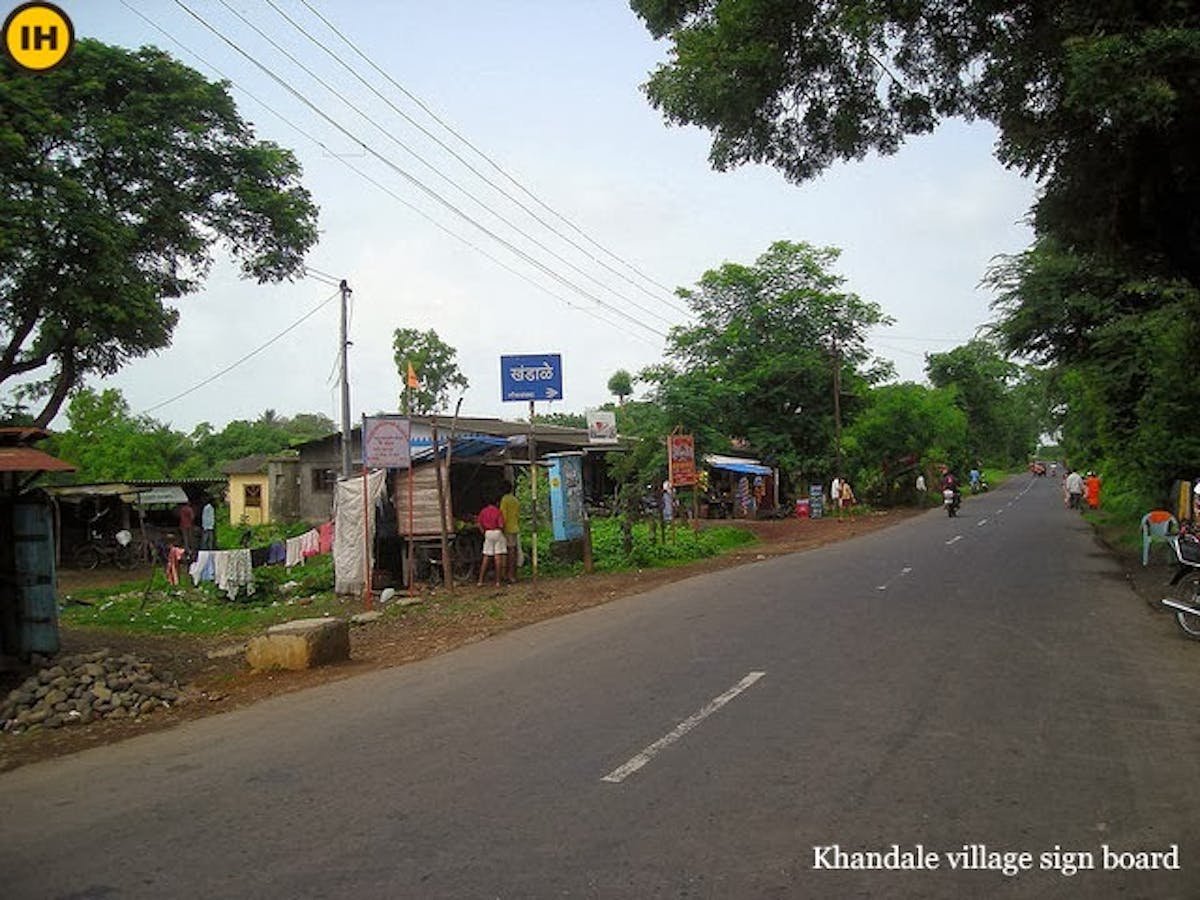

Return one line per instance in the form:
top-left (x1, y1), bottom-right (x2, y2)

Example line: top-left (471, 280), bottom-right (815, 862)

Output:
top-left (1065, 469), bottom-right (1085, 509)
top-left (201, 501), bottom-right (216, 549)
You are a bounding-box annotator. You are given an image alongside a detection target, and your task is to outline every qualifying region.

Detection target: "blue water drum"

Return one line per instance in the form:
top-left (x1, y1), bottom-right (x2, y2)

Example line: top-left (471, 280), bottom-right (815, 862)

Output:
top-left (12, 501), bottom-right (59, 656)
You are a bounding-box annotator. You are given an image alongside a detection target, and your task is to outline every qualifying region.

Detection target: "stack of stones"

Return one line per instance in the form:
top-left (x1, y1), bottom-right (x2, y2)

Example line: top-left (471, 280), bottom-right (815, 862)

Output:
top-left (1, 650), bottom-right (185, 733)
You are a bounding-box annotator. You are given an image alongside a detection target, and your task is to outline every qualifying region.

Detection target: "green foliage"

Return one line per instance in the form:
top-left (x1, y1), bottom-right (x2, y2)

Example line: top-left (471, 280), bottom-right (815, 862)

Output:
top-left (215, 506), bottom-right (314, 551)
top-left (991, 240), bottom-right (1200, 494)
top-left (0, 39), bottom-right (318, 426)
top-left (45, 389), bottom-right (338, 482)
top-left (632, 2), bottom-right (1200, 504)
top-left (533, 518), bottom-right (756, 577)
top-left (631, 2), bottom-right (1200, 286)
top-left (607, 369), bottom-right (635, 403)
top-left (924, 339), bottom-right (1041, 466)
top-left (392, 327), bottom-right (469, 414)
top-left (641, 240), bottom-right (893, 485)
top-left (843, 382), bottom-right (968, 491)
top-left (60, 563), bottom-right (341, 637)
top-left (45, 389), bottom-right (192, 482)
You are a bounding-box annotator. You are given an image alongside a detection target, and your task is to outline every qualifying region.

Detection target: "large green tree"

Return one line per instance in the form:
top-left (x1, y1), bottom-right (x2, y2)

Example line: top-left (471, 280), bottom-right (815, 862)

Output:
top-left (392, 327), bottom-right (469, 414)
top-left (989, 240), bottom-right (1200, 488)
top-left (631, 1), bottom-right (1200, 287)
top-left (0, 40), bottom-right (319, 426)
top-left (642, 240), bottom-right (892, 483)
top-left (924, 338), bottom-right (1040, 465)
top-left (843, 382), bottom-right (969, 497)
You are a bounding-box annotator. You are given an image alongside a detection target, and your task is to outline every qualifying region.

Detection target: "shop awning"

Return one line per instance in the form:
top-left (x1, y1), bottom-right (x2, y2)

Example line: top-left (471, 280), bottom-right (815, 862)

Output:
top-left (131, 485), bottom-right (189, 506)
top-left (0, 446), bottom-right (76, 473)
top-left (704, 454), bottom-right (773, 476)
top-left (410, 435), bottom-right (509, 463)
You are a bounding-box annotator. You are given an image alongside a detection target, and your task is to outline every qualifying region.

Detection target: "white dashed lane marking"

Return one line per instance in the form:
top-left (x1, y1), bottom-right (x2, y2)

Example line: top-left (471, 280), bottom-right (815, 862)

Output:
top-left (602, 671), bottom-right (766, 784)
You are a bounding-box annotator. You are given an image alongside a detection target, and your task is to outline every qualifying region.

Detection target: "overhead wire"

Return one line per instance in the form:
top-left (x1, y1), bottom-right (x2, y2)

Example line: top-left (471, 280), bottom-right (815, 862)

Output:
top-left (123, 1), bottom-right (658, 346)
top-left (141, 288), bottom-right (342, 415)
top-left (210, 0), bottom-right (676, 332)
top-left (170, 0), bottom-right (666, 341)
top-left (272, 0), bottom-right (693, 320)
top-left (296, 0), bottom-right (684, 306)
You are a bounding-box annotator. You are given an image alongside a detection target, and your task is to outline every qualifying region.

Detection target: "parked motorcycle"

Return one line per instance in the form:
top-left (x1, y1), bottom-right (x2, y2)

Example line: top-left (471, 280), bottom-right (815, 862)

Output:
top-left (1159, 533), bottom-right (1200, 639)
top-left (942, 488), bottom-right (961, 518)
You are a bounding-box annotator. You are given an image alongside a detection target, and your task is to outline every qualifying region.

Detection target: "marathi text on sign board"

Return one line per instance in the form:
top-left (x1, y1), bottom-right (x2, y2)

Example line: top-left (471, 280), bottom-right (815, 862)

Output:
top-left (668, 434), bottom-right (696, 487)
top-left (362, 415), bottom-right (411, 468)
top-left (500, 354), bottom-right (563, 402)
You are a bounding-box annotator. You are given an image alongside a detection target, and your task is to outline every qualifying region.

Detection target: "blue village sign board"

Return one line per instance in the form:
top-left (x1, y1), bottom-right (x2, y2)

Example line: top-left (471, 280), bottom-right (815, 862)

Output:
top-left (500, 354), bottom-right (563, 402)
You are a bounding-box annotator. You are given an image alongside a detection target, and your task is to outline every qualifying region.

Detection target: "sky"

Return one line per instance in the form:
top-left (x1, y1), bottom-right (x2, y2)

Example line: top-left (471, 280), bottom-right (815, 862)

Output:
top-left (32, 0), bottom-right (1036, 434)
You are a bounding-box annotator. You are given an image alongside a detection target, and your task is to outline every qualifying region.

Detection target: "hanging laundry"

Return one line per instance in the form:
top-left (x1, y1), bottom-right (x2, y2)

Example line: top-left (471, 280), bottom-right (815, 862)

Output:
top-left (220, 548), bottom-right (255, 601)
top-left (213, 551), bottom-right (230, 591)
top-left (189, 550), bottom-right (216, 585)
top-left (318, 521), bottom-right (334, 554)
top-left (165, 545), bottom-right (186, 586)
top-left (285, 535), bottom-right (305, 568)
top-left (267, 541), bottom-right (287, 565)
top-left (300, 529), bottom-right (321, 558)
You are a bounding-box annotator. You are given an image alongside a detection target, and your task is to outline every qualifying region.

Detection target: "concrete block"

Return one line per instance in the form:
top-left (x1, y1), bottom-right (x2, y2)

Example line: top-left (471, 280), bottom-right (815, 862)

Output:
top-left (245, 617), bottom-right (350, 672)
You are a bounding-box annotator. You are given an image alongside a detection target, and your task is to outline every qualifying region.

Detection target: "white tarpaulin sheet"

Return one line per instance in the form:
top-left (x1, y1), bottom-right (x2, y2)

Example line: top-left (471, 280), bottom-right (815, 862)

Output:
top-left (333, 469), bottom-right (387, 596)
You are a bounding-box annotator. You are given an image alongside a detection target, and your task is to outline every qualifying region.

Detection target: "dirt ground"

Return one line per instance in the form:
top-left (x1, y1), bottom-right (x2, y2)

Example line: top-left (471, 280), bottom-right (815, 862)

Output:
top-left (11, 505), bottom-right (1164, 774)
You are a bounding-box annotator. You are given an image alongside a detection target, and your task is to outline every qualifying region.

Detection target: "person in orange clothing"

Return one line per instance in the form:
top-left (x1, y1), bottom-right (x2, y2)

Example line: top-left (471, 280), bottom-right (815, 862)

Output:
top-left (1085, 471), bottom-right (1101, 509)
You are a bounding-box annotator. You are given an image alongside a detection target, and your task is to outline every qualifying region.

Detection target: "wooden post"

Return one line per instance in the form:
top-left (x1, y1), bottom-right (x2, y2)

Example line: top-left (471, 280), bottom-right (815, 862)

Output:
top-left (432, 418), bottom-right (453, 595)
top-left (581, 506), bottom-right (593, 574)
top-left (406, 460), bottom-right (415, 594)
top-left (361, 468), bottom-right (372, 609)
top-left (529, 400), bottom-right (538, 581)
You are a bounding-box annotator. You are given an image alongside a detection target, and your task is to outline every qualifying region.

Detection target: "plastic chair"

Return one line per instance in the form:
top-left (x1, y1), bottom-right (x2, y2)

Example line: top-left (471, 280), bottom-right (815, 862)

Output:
top-left (1141, 510), bottom-right (1179, 566)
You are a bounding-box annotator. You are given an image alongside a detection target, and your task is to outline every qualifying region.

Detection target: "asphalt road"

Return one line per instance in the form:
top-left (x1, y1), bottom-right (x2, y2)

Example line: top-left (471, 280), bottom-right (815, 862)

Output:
top-left (4, 475), bottom-right (1199, 899)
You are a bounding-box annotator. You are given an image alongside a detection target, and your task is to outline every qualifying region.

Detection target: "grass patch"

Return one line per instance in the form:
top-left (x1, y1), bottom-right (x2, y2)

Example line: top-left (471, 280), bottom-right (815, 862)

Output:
top-left (58, 520), bottom-right (759, 637)
top-left (532, 517), bottom-right (757, 576)
top-left (60, 555), bottom-right (341, 637)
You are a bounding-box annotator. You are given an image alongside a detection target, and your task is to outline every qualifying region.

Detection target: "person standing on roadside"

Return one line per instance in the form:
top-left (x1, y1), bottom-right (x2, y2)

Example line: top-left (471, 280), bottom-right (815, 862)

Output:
top-left (499, 480), bottom-right (521, 584)
top-left (1085, 471), bottom-right (1101, 509)
top-left (1065, 468), bottom-right (1085, 510)
top-left (915, 473), bottom-right (927, 506)
top-left (178, 502), bottom-right (195, 551)
top-left (200, 499), bottom-right (215, 550)
top-left (839, 478), bottom-right (856, 513)
top-left (476, 495), bottom-right (507, 587)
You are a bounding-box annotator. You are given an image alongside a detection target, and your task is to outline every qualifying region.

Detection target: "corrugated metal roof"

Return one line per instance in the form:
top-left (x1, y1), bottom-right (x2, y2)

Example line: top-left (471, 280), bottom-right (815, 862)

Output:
top-left (0, 446), bottom-right (76, 472)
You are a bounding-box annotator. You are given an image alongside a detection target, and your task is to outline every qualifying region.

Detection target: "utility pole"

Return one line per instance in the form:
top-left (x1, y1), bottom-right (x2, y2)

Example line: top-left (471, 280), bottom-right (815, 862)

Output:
top-left (831, 331), bottom-right (843, 477)
top-left (339, 279), bottom-right (353, 477)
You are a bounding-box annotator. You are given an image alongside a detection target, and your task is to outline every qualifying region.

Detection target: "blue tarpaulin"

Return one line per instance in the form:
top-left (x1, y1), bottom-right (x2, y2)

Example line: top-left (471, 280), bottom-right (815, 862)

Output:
top-left (409, 435), bottom-right (508, 463)
top-left (705, 456), bottom-right (772, 476)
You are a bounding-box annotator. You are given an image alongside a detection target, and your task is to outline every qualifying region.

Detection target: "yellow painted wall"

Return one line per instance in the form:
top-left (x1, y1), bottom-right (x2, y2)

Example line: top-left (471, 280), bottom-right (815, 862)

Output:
top-left (228, 473), bottom-right (270, 526)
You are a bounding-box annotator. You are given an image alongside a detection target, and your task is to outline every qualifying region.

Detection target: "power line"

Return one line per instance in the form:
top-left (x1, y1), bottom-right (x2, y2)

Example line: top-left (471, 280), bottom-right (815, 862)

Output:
top-left (141, 287), bottom-right (342, 415)
top-left (212, 0), bottom-right (676, 332)
top-left (130, 1), bottom-right (660, 345)
top-left (272, 0), bottom-right (693, 321)
top-left (171, 0), bottom-right (666, 341)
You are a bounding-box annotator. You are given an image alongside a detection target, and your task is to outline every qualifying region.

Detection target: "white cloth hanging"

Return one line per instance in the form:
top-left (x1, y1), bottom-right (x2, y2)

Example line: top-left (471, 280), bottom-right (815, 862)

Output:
top-left (333, 469), bottom-right (387, 596)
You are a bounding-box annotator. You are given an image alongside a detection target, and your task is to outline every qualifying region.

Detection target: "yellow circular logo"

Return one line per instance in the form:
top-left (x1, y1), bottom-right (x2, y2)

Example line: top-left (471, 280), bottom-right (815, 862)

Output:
top-left (4, 2), bottom-right (74, 72)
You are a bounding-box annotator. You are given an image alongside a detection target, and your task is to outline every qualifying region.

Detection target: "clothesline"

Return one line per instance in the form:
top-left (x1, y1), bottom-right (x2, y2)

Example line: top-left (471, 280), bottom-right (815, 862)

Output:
top-left (165, 522), bottom-right (335, 601)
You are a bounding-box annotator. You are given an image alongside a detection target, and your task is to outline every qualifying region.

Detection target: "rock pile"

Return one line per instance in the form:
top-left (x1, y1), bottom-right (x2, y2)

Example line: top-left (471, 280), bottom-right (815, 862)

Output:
top-left (2, 649), bottom-right (186, 734)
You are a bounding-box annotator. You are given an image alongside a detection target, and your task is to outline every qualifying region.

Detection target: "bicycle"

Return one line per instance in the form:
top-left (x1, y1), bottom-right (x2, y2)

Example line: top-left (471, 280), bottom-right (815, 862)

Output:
top-left (71, 529), bottom-right (138, 571)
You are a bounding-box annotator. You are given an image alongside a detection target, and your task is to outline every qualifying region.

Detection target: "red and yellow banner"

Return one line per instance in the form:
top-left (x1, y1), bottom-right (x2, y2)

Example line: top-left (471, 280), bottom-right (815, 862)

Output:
top-left (667, 434), bottom-right (696, 487)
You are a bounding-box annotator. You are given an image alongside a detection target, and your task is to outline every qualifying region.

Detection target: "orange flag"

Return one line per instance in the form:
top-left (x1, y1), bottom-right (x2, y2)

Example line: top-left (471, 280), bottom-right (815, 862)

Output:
top-left (406, 361), bottom-right (420, 389)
